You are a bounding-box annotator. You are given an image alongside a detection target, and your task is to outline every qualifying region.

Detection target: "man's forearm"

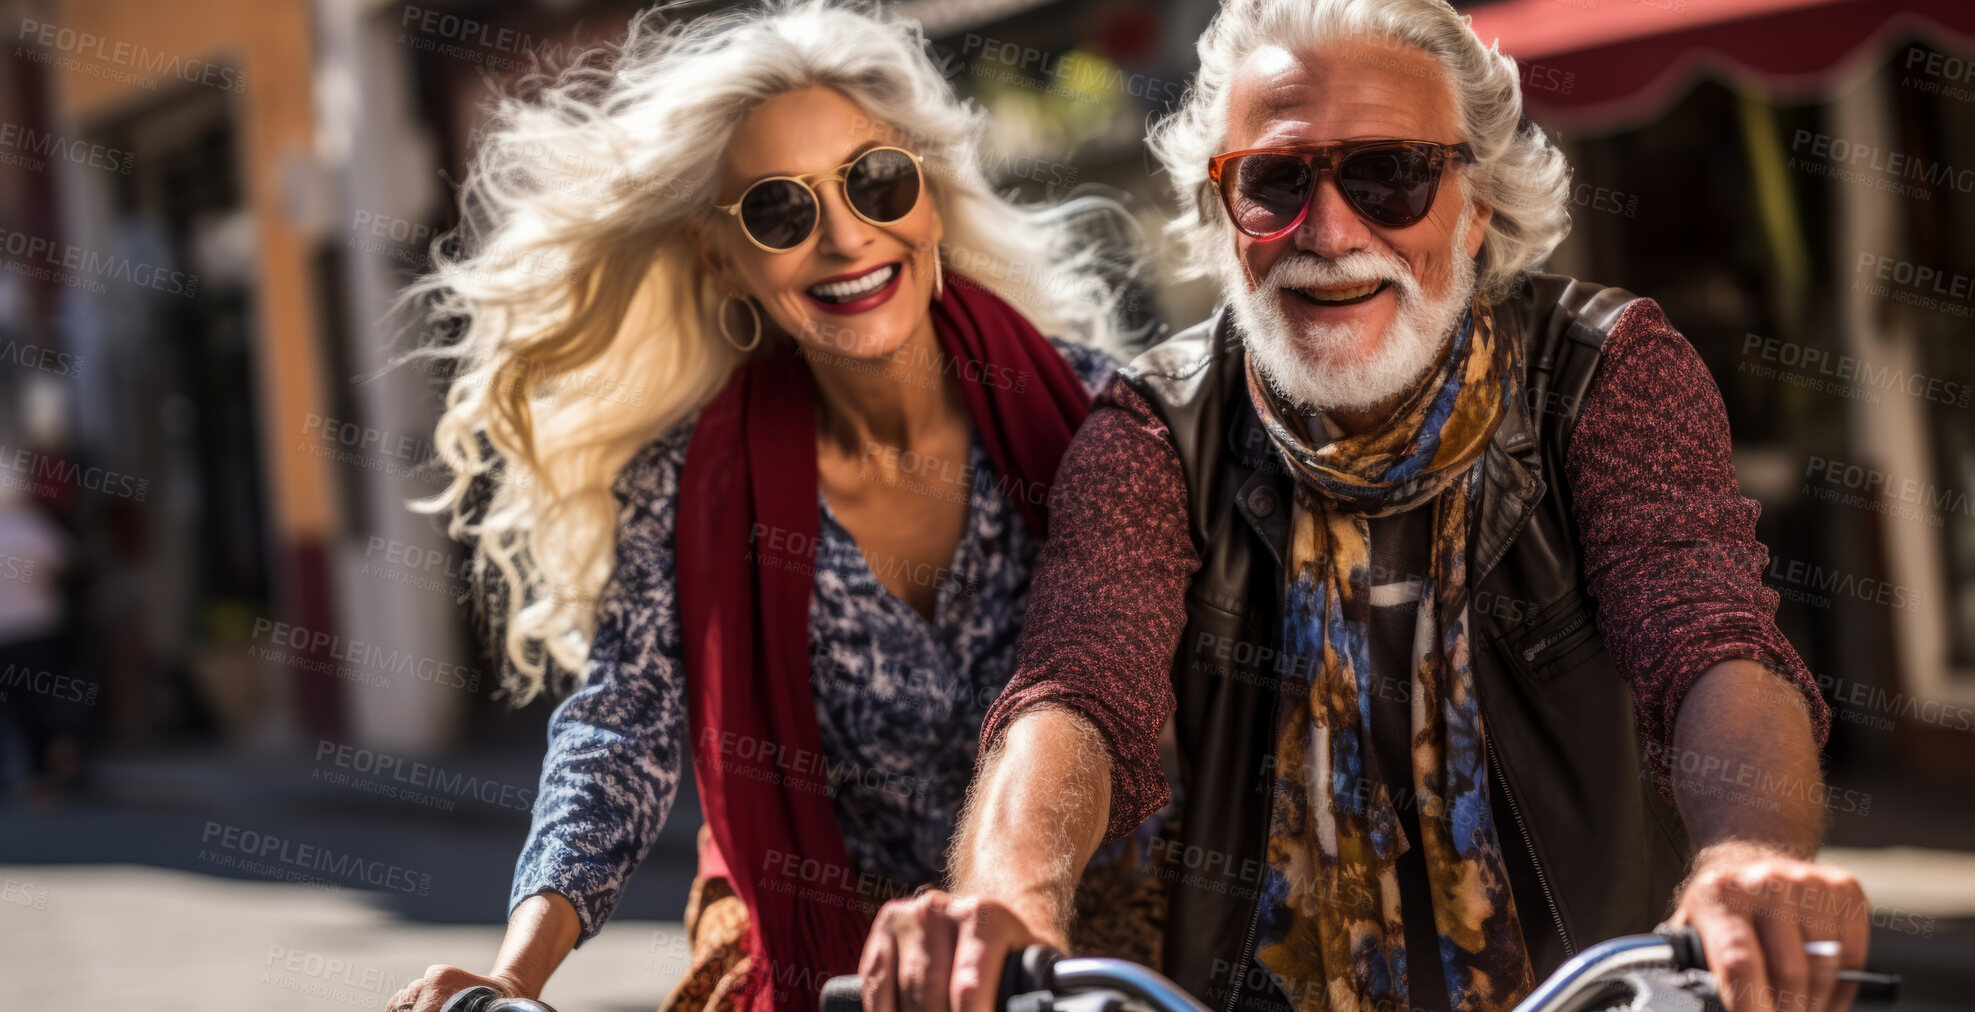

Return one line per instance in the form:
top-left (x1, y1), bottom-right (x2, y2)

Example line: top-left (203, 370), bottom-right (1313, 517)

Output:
top-left (1668, 659), bottom-right (1826, 857)
top-left (947, 707), bottom-right (1113, 948)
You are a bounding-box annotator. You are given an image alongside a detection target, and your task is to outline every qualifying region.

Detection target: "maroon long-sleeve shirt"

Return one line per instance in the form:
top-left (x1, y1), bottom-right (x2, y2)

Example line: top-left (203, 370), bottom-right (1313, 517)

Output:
top-left (983, 299), bottom-right (1831, 843)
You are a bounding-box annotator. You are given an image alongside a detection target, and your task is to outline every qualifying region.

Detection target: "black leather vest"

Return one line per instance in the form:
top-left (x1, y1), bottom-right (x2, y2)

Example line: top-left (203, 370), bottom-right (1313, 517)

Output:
top-left (1117, 274), bottom-right (1694, 1012)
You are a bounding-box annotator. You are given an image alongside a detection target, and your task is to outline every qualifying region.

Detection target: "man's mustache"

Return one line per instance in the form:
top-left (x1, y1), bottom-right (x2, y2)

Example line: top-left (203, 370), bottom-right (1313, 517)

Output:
top-left (1264, 253), bottom-right (1420, 300)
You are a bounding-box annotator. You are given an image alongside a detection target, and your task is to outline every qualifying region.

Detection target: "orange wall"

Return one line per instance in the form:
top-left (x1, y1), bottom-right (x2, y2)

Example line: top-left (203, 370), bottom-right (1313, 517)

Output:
top-left (42, 0), bottom-right (334, 541)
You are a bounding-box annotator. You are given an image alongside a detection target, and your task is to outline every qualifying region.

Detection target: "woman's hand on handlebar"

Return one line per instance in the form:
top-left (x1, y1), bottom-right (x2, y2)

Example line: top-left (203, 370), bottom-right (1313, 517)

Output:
top-left (385, 964), bottom-right (527, 1012)
top-left (857, 890), bottom-right (1052, 1012)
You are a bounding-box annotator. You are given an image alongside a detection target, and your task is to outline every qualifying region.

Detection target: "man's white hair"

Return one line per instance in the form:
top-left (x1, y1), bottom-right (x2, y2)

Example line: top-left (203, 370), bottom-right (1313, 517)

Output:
top-left (1147, 0), bottom-right (1572, 300)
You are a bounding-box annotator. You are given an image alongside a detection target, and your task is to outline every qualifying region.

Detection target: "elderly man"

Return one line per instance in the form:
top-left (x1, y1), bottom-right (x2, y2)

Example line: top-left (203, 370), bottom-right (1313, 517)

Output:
top-left (858, 2), bottom-right (1865, 1012)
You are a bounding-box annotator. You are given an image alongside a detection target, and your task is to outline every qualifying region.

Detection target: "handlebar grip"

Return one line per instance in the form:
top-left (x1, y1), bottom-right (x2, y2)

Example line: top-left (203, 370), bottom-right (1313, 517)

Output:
top-left (817, 972), bottom-right (865, 1012)
top-left (439, 985), bottom-right (558, 1012)
top-left (1658, 926), bottom-right (1902, 1005)
top-left (1659, 925), bottom-right (1709, 971)
top-left (816, 944), bottom-right (1064, 1012)
top-left (820, 974), bottom-right (866, 1012)
top-left (1002, 944), bottom-right (1064, 1011)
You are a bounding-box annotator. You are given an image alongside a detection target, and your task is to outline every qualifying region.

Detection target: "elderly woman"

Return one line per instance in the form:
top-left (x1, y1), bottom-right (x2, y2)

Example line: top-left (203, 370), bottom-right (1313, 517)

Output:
top-left (385, 3), bottom-right (1139, 1011)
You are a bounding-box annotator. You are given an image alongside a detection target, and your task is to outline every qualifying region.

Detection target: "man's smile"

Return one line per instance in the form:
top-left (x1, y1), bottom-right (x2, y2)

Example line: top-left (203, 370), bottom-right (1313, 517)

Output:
top-left (1285, 280), bottom-right (1389, 307)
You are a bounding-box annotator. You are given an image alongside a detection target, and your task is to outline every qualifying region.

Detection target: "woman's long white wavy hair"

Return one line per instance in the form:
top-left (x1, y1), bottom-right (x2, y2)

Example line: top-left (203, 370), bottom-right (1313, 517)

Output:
top-left (405, 0), bottom-right (1137, 705)
top-left (1147, 0), bottom-right (1572, 301)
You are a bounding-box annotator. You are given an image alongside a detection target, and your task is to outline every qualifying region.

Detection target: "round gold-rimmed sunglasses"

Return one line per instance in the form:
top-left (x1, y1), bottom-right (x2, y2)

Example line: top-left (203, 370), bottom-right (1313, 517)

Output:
top-left (715, 145), bottom-right (925, 252)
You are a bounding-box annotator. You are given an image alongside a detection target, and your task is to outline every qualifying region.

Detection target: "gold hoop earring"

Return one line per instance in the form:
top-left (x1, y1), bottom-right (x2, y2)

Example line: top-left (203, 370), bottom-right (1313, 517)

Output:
top-left (718, 292), bottom-right (762, 353)
top-left (932, 251), bottom-right (945, 302)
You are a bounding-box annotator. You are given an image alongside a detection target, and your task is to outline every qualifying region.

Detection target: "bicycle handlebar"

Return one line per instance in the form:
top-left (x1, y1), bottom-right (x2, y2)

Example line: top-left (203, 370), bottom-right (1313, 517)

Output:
top-left (819, 927), bottom-right (1900, 1012)
top-left (441, 926), bottom-right (1899, 1012)
top-left (438, 985), bottom-right (558, 1012)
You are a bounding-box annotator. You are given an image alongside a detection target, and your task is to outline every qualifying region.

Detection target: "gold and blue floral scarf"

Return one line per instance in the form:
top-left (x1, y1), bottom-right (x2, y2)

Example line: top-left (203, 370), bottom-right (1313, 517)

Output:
top-left (1244, 302), bottom-right (1535, 1012)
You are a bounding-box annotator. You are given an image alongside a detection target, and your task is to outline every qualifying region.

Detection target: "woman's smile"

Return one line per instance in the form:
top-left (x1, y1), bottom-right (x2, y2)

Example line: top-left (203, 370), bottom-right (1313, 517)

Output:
top-left (805, 261), bottom-right (903, 315)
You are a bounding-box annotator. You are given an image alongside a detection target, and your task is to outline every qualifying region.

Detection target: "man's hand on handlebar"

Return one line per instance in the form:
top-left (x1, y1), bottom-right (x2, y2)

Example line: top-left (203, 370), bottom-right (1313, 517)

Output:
top-left (1667, 841), bottom-right (1871, 1012)
top-left (386, 964), bottom-right (528, 1012)
top-left (857, 890), bottom-right (1051, 1012)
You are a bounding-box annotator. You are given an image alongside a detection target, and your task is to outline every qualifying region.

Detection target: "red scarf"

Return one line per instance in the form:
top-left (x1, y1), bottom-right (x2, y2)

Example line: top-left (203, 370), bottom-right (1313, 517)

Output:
top-left (675, 275), bottom-right (1092, 1012)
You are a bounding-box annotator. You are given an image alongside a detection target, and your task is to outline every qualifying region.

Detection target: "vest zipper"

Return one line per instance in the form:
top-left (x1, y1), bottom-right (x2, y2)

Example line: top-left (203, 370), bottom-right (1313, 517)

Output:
top-left (1226, 656), bottom-right (1287, 1012)
top-left (1222, 791), bottom-right (1269, 1012)
top-left (1485, 734), bottom-right (1575, 959)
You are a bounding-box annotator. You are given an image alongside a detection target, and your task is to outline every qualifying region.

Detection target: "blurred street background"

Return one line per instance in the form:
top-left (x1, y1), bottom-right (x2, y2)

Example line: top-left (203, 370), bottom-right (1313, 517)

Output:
top-left (3, 0), bottom-right (1975, 1008)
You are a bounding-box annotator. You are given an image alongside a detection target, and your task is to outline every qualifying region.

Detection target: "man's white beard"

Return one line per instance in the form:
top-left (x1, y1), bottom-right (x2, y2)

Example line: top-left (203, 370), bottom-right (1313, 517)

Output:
top-left (1225, 204), bottom-right (1479, 414)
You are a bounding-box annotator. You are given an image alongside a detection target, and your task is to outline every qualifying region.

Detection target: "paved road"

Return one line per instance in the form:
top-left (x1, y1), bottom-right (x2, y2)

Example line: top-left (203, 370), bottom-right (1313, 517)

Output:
top-left (4, 749), bottom-right (1972, 1011)
top-left (7, 851), bottom-right (1975, 1012)
top-left (0, 864), bottom-right (684, 1012)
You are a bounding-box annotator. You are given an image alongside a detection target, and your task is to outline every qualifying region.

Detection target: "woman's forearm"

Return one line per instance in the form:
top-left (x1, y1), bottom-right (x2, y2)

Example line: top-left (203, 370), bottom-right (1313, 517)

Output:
top-left (948, 707), bottom-right (1112, 947)
top-left (490, 891), bottom-right (583, 998)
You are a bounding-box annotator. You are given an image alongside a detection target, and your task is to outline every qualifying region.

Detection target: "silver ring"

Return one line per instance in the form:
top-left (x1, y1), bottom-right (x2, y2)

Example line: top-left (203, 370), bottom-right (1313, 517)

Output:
top-left (1804, 939), bottom-right (1842, 959)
